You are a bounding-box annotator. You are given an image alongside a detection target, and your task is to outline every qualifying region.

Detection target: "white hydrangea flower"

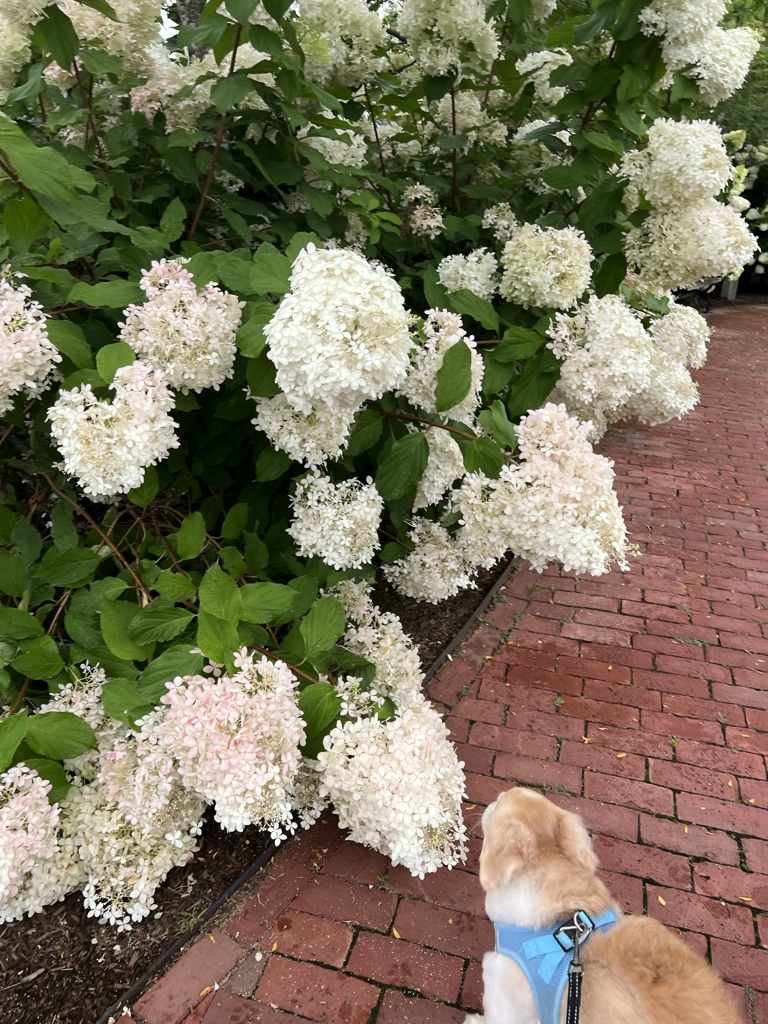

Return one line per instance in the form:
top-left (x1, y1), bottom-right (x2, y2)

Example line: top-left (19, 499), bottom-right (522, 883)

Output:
top-left (638, 0), bottom-right (725, 43)
top-left (482, 202), bottom-right (519, 243)
top-left (397, 309), bottom-right (484, 423)
top-left (332, 579), bottom-right (425, 708)
top-left (614, 348), bottom-right (699, 427)
top-left (297, 0), bottom-right (385, 87)
top-left (61, 0), bottom-right (166, 70)
top-left (0, 765), bottom-right (66, 923)
top-left (621, 118), bottom-right (732, 209)
top-left (454, 404), bottom-right (629, 576)
top-left (155, 652), bottom-right (305, 840)
top-left (264, 245), bottom-right (413, 415)
top-left (433, 91), bottom-right (508, 148)
top-left (649, 301), bottom-right (710, 368)
top-left (0, 268), bottom-right (61, 416)
top-left (252, 393), bottom-right (359, 467)
top-left (437, 249), bottom-right (499, 301)
top-left (531, 0), bottom-right (558, 18)
top-left (288, 471), bottom-right (383, 570)
top-left (686, 26), bottom-right (762, 106)
top-left (384, 518), bottom-right (476, 603)
top-left (119, 258), bottom-right (243, 393)
top-left (398, 0), bottom-right (499, 74)
top-left (0, 17), bottom-right (32, 104)
top-left (500, 224), bottom-right (593, 310)
top-left (413, 427), bottom-right (466, 510)
top-left (625, 198), bottom-right (758, 293)
top-left (38, 662), bottom-right (108, 732)
top-left (299, 122), bottom-right (369, 187)
top-left (317, 699), bottom-right (468, 877)
top-left (47, 360), bottom-right (179, 502)
top-left (515, 48), bottom-right (573, 105)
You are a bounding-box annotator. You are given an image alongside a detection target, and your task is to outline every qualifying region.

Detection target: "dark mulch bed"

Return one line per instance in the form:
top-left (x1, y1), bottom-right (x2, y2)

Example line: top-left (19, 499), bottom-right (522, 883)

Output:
top-left (0, 561), bottom-right (510, 1024)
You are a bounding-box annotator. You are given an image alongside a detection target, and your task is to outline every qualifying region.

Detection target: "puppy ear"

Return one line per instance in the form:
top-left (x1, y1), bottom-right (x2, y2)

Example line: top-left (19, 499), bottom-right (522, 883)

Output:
top-left (479, 819), bottom-right (535, 892)
top-left (555, 810), bottom-right (598, 874)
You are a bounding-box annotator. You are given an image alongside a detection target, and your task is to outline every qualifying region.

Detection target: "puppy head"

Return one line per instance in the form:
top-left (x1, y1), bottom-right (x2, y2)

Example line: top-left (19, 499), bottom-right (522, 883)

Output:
top-left (478, 788), bottom-right (598, 893)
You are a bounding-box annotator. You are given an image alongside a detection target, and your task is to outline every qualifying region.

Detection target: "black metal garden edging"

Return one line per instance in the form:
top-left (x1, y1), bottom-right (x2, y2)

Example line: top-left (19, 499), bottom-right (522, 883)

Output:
top-left (95, 555), bottom-right (517, 1023)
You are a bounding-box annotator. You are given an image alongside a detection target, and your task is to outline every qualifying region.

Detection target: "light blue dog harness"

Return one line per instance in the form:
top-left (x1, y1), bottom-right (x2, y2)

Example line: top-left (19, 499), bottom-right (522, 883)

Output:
top-left (494, 909), bottom-right (619, 1024)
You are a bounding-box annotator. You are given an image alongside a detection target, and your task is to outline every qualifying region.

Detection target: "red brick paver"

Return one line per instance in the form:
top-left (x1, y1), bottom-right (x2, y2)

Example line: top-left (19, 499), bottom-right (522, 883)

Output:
top-left (128, 306), bottom-right (768, 1023)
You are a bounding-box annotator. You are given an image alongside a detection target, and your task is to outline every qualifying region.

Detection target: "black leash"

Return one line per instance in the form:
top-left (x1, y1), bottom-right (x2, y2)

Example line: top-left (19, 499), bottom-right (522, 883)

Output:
top-left (565, 923), bottom-right (584, 1024)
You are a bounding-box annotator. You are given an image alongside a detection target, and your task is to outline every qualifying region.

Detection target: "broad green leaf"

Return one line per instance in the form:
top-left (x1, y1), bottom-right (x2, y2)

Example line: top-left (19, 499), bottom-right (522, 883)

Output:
top-left (11, 521), bottom-right (41, 566)
top-left (0, 552), bottom-right (29, 597)
top-left (23, 758), bottom-right (70, 803)
top-left (593, 253), bottom-right (628, 297)
top-left (447, 289), bottom-right (499, 332)
top-left (138, 646), bottom-right (205, 690)
top-left (26, 712), bottom-right (97, 760)
top-left (45, 320), bottom-right (94, 369)
top-left (50, 502), bottom-right (79, 555)
top-left (172, 512), bottom-right (207, 559)
top-left (251, 242), bottom-right (291, 296)
top-left (159, 197), bottom-right (186, 242)
top-left (4, 194), bottom-right (52, 252)
top-left (300, 596), bottom-right (346, 659)
top-left (101, 677), bottom-right (156, 725)
top-left (68, 280), bottom-right (144, 308)
top-left (100, 600), bottom-right (154, 661)
top-left (0, 608), bottom-right (43, 641)
top-left (345, 409), bottom-right (384, 457)
top-left (31, 7), bottom-right (80, 77)
top-left (128, 605), bottom-right (195, 645)
top-left (0, 121), bottom-right (96, 201)
top-left (96, 341), bottom-right (136, 384)
top-left (506, 355), bottom-right (561, 419)
top-left (298, 682), bottom-right (341, 739)
top-left (435, 340), bottom-right (473, 413)
top-left (479, 400), bottom-right (518, 451)
top-left (153, 569), bottom-right (196, 602)
top-left (211, 72), bottom-right (255, 113)
top-left (240, 582), bottom-right (298, 623)
top-left (463, 436), bottom-right (504, 478)
top-left (198, 563), bottom-right (242, 625)
top-left (12, 635), bottom-right (64, 681)
top-left (236, 302), bottom-right (275, 357)
top-left (221, 502), bottom-right (249, 541)
top-left (196, 609), bottom-right (239, 668)
top-left (128, 466), bottom-right (159, 508)
top-left (0, 712), bottom-right (28, 771)
top-left (255, 445), bottom-right (292, 481)
top-left (37, 547), bottom-right (100, 587)
top-left (376, 432), bottom-right (429, 501)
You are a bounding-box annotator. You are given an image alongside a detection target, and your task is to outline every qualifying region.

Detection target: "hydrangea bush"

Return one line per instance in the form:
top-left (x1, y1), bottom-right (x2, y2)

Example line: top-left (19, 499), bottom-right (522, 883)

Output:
top-left (0, 0), bottom-right (761, 927)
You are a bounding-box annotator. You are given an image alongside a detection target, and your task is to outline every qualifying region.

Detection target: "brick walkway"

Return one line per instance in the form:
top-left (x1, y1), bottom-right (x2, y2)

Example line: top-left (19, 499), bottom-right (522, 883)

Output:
top-left (123, 302), bottom-right (768, 1024)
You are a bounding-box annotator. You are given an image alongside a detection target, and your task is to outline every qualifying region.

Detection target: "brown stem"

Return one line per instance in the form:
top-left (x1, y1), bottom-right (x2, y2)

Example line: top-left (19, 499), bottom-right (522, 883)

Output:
top-left (252, 644), bottom-right (318, 686)
top-left (385, 410), bottom-right (476, 441)
top-left (363, 83), bottom-right (387, 178)
top-left (71, 59), bottom-right (123, 209)
top-left (187, 25), bottom-right (243, 241)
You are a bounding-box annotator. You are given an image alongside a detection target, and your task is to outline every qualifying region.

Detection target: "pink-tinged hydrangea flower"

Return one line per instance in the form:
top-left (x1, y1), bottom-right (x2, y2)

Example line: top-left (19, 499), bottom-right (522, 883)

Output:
top-left (264, 245), bottom-right (413, 415)
top-left (499, 224), bottom-right (593, 310)
top-left (119, 258), bottom-right (243, 393)
top-left (155, 651), bottom-right (306, 840)
top-left (47, 360), bottom-right (179, 502)
top-left (0, 268), bottom-right (60, 416)
top-left (317, 700), bottom-right (468, 877)
top-left (288, 471), bottom-right (383, 570)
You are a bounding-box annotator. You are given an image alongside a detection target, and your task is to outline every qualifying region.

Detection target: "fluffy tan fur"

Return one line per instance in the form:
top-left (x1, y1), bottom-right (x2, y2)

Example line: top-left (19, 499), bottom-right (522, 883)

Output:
top-left (465, 788), bottom-right (741, 1024)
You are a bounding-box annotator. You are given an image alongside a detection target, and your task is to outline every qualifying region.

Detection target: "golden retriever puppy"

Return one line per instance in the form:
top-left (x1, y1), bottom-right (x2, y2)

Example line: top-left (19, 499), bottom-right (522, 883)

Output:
top-left (464, 787), bottom-right (740, 1024)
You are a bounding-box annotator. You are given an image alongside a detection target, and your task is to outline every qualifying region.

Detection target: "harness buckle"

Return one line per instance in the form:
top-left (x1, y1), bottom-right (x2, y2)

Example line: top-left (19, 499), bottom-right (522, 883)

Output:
top-left (554, 910), bottom-right (594, 953)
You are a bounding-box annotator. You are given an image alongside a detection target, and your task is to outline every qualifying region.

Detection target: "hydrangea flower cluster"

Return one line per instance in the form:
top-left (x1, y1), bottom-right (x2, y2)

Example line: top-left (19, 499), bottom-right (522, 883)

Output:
top-left (482, 202), bottom-right (519, 243)
top-left (621, 119), bottom-right (732, 210)
top-left (649, 301), bottom-right (710, 369)
top-left (403, 185), bottom-right (445, 240)
top-left (288, 471), bottom-right (383, 570)
top-left (297, 0), bottom-right (385, 87)
top-left (432, 92), bottom-right (508, 149)
top-left (384, 518), bottom-right (476, 603)
top-left (299, 122), bottom-right (369, 186)
top-left (398, 309), bottom-right (484, 423)
top-left (317, 702), bottom-right (468, 877)
top-left (47, 360), bottom-right (179, 502)
top-left (413, 427), bottom-right (466, 511)
top-left (499, 224), bottom-right (593, 310)
top-left (625, 198), bottom-right (757, 293)
top-left (252, 393), bottom-right (358, 467)
top-left (264, 245), bottom-right (413, 415)
top-left (0, 268), bottom-right (61, 416)
top-left (397, 0), bottom-right (499, 74)
top-left (454, 404), bottom-right (629, 575)
top-left (61, 0), bottom-right (165, 71)
top-left (155, 652), bottom-right (305, 839)
top-left (437, 249), bottom-right (499, 301)
top-left (515, 49), bottom-right (573, 105)
top-left (0, 765), bottom-right (63, 923)
top-left (119, 258), bottom-right (243, 393)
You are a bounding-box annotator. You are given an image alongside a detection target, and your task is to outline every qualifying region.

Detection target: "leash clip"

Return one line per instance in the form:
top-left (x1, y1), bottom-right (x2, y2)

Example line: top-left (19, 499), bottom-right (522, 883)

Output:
top-left (554, 910), bottom-right (594, 953)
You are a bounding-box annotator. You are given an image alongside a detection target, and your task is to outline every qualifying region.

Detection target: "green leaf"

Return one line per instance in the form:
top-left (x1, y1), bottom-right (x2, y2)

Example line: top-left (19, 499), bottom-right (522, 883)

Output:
top-left (45, 320), bottom-right (93, 369)
top-left (101, 677), bottom-right (156, 725)
top-left (0, 608), bottom-right (43, 641)
top-left (68, 280), bottom-right (144, 308)
top-left (479, 400), bottom-right (518, 451)
top-left (4, 194), bottom-right (52, 252)
top-left (345, 409), bottom-right (384, 458)
top-left (32, 6), bottom-right (80, 71)
top-left (153, 569), bottom-right (196, 602)
top-left (11, 521), bottom-right (42, 566)
top-left (12, 636), bottom-right (64, 680)
top-left (172, 512), bottom-right (207, 560)
top-left (26, 711), bottom-right (97, 760)
top-left (96, 341), bottom-right (136, 384)
top-left (435, 340), bottom-right (473, 413)
top-left (80, 47), bottom-right (122, 75)
top-left (463, 436), bottom-right (504, 478)
top-left (255, 445), bottom-right (292, 481)
top-left (376, 432), bottom-right (429, 501)
top-left (422, 75), bottom-right (455, 102)
top-left (593, 252), bottom-right (628, 297)
top-left (159, 197), bottom-right (186, 242)
top-left (23, 758), bottom-right (70, 803)
top-left (0, 121), bottom-right (95, 201)
top-left (138, 646), bottom-right (204, 690)
top-left (221, 502), bottom-right (249, 541)
top-left (0, 711), bottom-right (28, 771)
top-left (37, 547), bottom-right (100, 587)
top-left (127, 465), bottom-right (159, 508)
top-left (71, 0), bottom-right (117, 18)
top-left (494, 328), bottom-right (543, 362)
top-left (240, 582), bottom-right (298, 623)
top-left (298, 682), bottom-right (341, 741)
top-left (249, 24), bottom-right (284, 58)
top-left (300, 596), bottom-right (346, 659)
top-left (128, 605), bottom-right (194, 645)
top-left (100, 600), bottom-right (154, 661)
top-left (447, 289), bottom-right (499, 331)
top-left (196, 609), bottom-right (239, 668)
top-left (574, 0), bottom-right (621, 44)
top-left (211, 72), bottom-right (255, 113)
top-left (506, 354), bottom-right (560, 419)
top-left (0, 552), bottom-right (29, 597)
top-left (198, 563), bottom-right (242, 625)
top-left (251, 242), bottom-right (291, 296)
top-left (617, 64), bottom-right (648, 104)
top-left (236, 302), bottom-right (274, 357)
